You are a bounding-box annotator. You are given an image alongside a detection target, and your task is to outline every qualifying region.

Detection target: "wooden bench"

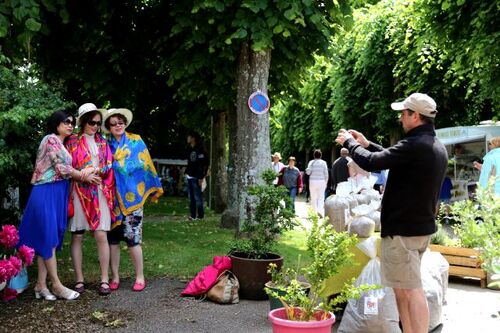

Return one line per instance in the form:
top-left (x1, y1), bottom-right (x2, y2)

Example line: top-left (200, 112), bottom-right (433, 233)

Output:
top-left (429, 244), bottom-right (486, 288)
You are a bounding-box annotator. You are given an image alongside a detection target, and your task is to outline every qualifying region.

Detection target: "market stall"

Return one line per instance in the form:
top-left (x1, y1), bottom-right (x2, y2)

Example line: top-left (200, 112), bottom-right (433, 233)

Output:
top-left (436, 122), bottom-right (500, 201)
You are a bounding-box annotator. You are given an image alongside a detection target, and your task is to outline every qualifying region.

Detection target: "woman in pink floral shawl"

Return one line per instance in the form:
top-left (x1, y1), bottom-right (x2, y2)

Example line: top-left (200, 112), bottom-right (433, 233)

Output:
top-left (65, 103), bottom-right (115, 296)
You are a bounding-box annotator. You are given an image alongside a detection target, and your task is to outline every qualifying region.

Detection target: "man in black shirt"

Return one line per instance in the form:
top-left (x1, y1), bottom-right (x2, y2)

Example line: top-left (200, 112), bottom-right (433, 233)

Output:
top-left (336, 93), bottom-right (447, 333)
top-left (330, 148), bottom-right (350, 194)
top-left (186, 132), bottom-right (209, 220)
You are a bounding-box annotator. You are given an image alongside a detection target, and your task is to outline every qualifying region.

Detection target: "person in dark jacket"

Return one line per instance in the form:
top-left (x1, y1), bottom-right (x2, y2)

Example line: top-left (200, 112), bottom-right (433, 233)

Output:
top-left (277, 156), bottom-right (303, 212)
top-left (336, 93), bottom-right (448, 333)
top-left (330, 148), bottom-right (350, 194)
top-left (186, 132), bottom-right (209, 220)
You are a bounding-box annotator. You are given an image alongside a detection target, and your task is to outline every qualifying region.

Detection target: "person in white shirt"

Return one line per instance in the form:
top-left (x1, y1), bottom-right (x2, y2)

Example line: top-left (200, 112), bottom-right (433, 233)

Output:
top-left (306, 149), bottom-right (329, 217)
top-left (271, 152), bottom-right (285, 186)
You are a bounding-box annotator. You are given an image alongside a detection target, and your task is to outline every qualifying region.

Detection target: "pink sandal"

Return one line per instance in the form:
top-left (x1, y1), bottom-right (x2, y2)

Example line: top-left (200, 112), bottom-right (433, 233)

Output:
top-left (109, 281), bottom-right (120, 290)
top-left (132, 281), bottom-right (146, 292)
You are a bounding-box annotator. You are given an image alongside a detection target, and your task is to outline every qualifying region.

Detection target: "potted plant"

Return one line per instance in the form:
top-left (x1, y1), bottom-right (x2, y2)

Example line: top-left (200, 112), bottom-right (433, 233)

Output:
top-left (430, 182), bottom-right (499, 288)
top-left (230, 169), bottom-right (297, 300)
top-left (264, 261), bottom-right (311, 311)
top-left (267, 212), bottom-right (377, 332)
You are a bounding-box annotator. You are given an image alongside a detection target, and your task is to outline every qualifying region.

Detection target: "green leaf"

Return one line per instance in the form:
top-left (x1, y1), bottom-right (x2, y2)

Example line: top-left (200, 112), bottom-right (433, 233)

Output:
top-left (25, 18), bottom-right (42, 32)
top-left (273, 25), bottom-right (283, 34)
top-left (233, 28), bottom-right (247, 39)
top-left (282, 29), bottom-right (291, 38)
top-left (284, 9), bottom-right (296, 21)
top-left (441, 1), bottom-right (450, 11)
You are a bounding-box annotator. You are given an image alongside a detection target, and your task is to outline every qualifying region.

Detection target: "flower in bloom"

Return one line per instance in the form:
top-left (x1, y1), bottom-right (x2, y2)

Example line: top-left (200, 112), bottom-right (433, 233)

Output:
top-left (16, 245), bottom-right (35, 266)
top-left (0, 225), bottom-right (19, 249)
top-left (0, 257), bottom-right (21, 283)
top-left (1, 287), bottom-right (18, 301)
top-left (0, 259), bottom-right (13, 283)
top-left (8, 256), bottom-right (22, 274)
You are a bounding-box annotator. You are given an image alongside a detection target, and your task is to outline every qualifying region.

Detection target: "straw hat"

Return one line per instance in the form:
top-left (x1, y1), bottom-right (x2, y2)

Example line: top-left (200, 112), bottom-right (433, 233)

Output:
top-left (101, 108), bottom-right (133, 133)
top-left (272, 152), bottom-right (282, 160)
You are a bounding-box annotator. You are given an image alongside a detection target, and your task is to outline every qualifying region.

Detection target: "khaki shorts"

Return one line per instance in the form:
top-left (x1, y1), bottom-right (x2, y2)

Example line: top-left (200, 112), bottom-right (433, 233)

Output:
top-left (381, 235), bottom-right (431, 289)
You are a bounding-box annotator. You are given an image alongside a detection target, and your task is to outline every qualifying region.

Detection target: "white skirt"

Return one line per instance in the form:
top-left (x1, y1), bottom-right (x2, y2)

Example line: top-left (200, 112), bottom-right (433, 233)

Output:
top-left (69, 187), bottom-right (111, 232)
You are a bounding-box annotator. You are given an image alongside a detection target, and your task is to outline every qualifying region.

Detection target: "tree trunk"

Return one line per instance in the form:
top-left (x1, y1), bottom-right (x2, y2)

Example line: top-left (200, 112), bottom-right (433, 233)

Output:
top-left (221, 42), bottom-right (271, 229)
top-left (210, 111), bottom-right (228, 213)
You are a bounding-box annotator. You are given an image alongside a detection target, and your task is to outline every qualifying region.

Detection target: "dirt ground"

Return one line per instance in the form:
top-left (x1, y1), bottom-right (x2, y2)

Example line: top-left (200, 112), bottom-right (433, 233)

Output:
top-left (1, 199), bottom-right (498, 332)
top-left (1, 276), bottom-right (499, 333)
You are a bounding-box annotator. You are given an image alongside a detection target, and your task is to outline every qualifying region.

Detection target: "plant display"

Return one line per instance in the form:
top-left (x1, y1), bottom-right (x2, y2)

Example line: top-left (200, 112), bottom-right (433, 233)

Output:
top-left (266, 213), bottom-right (377, 321)
top-left (0, 224), bottom-right (35, 301)
top-left (450, 181), bottom-right (500, 273)
top-left (231, 169), bottom-right (297, 259)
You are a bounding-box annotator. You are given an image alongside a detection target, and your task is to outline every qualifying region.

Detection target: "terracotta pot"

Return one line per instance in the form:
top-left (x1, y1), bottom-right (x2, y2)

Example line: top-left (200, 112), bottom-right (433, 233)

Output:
top-left (268, 307), bottom-right (335, 333)
top-left (230, 252), bottom-right (283, 300)
top-left (265, 281), bottom-right (311, 311)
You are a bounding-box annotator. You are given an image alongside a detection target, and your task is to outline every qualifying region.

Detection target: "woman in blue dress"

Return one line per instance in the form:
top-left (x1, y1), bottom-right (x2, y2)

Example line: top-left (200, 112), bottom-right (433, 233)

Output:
top-left (18, 110), bottom-right (100, 300)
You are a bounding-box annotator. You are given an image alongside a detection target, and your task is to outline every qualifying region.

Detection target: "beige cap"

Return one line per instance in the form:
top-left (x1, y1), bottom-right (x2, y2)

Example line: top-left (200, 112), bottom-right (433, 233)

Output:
top-left (391, 93), bottom-right (437, 118)
top-left (272, 152), bottom-right (282, 160)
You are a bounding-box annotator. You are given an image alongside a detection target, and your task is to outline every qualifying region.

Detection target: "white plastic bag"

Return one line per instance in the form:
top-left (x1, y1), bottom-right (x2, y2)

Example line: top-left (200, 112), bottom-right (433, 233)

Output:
top-left (338, 237), bottom-right (401, 333)
top-left (422, 251), bottom-right (449, 331)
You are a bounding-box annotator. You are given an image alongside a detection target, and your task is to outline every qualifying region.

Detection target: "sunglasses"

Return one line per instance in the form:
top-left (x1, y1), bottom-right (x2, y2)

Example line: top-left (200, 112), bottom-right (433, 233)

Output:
top-left (109, 122), bottom-right (126, 127)
top-left (87, 120), bottom-right (102, 126)
top-left (62, 118), bottom-right (75, 126)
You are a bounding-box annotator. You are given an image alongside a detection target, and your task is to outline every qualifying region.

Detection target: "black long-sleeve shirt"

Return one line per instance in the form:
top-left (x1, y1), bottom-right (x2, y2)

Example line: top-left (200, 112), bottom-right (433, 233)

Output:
top-left (331, 156), bottom-right (349, 191)
top-left (344, 124), bottom-right (448, 237)
top-left (186, 145), bottom-right (209, 179)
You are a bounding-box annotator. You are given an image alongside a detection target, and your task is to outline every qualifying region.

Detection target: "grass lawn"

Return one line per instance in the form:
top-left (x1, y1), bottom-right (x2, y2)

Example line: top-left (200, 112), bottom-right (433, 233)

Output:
top-left (56, 196), bottom-right (310, 283)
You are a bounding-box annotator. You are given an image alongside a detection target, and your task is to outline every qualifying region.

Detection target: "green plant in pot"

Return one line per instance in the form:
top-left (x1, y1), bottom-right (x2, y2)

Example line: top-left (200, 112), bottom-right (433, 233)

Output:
top-left (265, 260), bottom-right (311, 311)
top-left (267, 212), bottom-right (377, 332)
top-left (230, 169), bottom-right (297, 300)
top-left (450, 181), bottom-right (500, 286)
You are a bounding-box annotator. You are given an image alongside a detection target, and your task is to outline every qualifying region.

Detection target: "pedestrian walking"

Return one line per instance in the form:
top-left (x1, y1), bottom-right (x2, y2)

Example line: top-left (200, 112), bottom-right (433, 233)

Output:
top-left (330, 148), bottom-right (350, 194)
top-left (336, 92), bottom-right (448, 333)
top-left (271, 152), bottom-right (285, 185)
top-left (305, 149), bottom-right (329, 217)
top-left (277, 156), bottom-right (303, 212)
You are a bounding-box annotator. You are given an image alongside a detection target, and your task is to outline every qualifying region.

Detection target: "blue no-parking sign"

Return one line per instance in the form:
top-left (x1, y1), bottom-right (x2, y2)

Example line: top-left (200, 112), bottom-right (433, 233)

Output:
top-left (248, 91), bottom-right (270, 115)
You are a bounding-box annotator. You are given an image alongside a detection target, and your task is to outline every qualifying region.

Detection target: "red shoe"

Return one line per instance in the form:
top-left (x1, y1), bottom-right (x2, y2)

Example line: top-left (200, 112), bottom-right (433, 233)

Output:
top-left (132, 281), bottom-right (146, 292)
top-left (109, 281), bottom-right (120, 290)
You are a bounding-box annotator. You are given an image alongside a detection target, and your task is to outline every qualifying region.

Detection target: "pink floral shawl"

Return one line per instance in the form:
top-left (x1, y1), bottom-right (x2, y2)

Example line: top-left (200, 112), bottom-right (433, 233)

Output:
top-left (65, 133), bottom-right (115, 230)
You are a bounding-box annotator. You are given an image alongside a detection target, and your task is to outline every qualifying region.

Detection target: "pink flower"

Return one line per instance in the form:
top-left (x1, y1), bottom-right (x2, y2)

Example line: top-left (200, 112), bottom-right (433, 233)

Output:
top-left (1, 287), bottom-right (18, 301)
top-left (0, 257), bottom-right (21, 283)
top-left (0, 259), bottom-right (13, 283)
top-left (16, 245), bottom-right (35, 266)
top-left (0, 225), bottom-right (19, 249)
top-left (8, 256), bottom-right (22, 274)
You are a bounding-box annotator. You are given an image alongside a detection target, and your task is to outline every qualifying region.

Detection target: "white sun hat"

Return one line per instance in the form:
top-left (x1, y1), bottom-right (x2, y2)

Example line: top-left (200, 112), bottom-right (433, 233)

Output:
top-left (76, 103), bottom-right (105, 125)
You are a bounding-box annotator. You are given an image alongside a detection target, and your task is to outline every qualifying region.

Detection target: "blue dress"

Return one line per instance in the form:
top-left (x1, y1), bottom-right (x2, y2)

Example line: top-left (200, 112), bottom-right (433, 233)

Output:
top-left (19, 180), bottom-right (70, 259)
top-left (18, 134), bottom-right (73, 260)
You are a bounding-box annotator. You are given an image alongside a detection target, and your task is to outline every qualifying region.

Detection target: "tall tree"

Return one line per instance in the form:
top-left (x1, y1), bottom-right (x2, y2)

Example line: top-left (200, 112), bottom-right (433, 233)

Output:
top-left (166, 0), bottom-right (352, 228)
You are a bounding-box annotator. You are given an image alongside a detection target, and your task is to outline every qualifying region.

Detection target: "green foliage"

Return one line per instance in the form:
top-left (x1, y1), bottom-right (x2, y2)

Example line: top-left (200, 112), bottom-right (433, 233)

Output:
top-left (0, 0), bottom-right (67, 61)
top-left (272, 0), bottom-right (498, 152)
top-left (450, 181), bottom-right (500, 273)
top-left (430, 222), bottom-right (450, 246)
top-left (0, 62), bottom-right (73, 224)
top-left (266, 212), bottom-right (378, 321)
top-left (231, 170), bottom-right (297, 258)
